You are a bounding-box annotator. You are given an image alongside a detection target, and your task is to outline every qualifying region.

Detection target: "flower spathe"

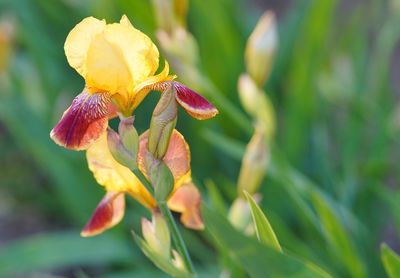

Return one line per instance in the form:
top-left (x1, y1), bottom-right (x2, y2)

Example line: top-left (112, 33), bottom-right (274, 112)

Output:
top-left (82, 129), bottom-right (203, 237)
top-left (51, 15), bottom-right (173, 150)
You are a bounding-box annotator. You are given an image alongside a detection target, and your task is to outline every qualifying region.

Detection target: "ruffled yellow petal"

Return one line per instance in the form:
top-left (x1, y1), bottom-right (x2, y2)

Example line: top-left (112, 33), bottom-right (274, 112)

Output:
top-left (100, 17), bottom-right (159, 92)
top-left (86, 133), bottom-right (156, 208)
top-left (64, 17), bottom-right (106, 77)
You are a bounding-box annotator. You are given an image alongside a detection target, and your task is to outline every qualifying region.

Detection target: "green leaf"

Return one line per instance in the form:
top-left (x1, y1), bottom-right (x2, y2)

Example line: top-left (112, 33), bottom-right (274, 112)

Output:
top-left (0, 231), bottom-right (134, 277)
top-left (202, 205), bottom-right (331, 278)
top-left (381, 243), bottom-right (400, 278)
top-left (132, 231), bottom-right (192, 278)
top-left (243, 191), bottom-right (282, 252)
top-left (205, 179), bottom-right (227, 215)
top-left (311, 193), bottom-right (365, 277)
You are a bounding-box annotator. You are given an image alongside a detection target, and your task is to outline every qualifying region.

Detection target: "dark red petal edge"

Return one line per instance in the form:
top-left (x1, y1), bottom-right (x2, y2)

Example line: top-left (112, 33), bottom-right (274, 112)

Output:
top-left (173, 82), bottom-right (218, 120)
top-left (50, 90), bottom-right (115, 150)
top-left (81, 192), bottom-right (125, 237)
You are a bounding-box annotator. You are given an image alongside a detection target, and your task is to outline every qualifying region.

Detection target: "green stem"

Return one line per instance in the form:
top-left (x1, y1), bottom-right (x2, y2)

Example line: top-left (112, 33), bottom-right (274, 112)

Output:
top-left (159, 201), bottom-right (195, 275)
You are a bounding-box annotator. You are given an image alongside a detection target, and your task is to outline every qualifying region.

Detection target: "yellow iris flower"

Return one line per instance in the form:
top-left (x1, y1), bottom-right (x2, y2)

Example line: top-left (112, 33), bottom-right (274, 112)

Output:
top-left (51, 15), bottom-right (174, 150)
top-left (50, 15), bottom-right (218, 236)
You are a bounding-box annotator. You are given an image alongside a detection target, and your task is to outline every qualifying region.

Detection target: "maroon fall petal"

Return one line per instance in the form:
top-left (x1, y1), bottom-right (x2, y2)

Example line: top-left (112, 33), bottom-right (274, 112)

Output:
top-left (50, 89), bottom-right (115, 150)
top-left (173, 82), bottom-right (218, 120)
top-left (81, 192), bottom-right (125, 237)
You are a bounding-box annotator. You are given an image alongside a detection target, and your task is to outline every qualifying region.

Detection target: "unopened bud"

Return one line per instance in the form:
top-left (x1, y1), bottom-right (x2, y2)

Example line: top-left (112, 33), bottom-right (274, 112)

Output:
top-left (228, 197), bottom-right (252, 231)
top-left (237, 129), bottom-right (269, 196)
top-left (148, 85), bottom-right (178, 159)
top-left (118, 115), bottom-right (139, 162)
top-left (173, 0), bottom-right (188, 27)
top-left (152, 0), bottom-right (177, 34)
top-left (238, 74), bottom-right (276, 139)
top-left (145, 153), bottom-right (174, 203)
top-left (107, 128), bottom-right (136, 169)
top-left (172, 250), bottom-right (186, 271)
top-left (157, 28), bottom-right (199, 69)
top-left (142, 211), bottom-right (171, 259)
top-left (228, 195), bottom-right (262, 233)
top-left (245, 11), bottom-right (277, 86)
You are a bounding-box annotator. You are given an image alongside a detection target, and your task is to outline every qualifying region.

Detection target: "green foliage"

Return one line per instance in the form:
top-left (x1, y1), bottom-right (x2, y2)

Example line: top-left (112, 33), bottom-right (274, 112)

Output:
top-left (0, 231), bottom-right (135, 277)
top-left (381, 244), bottom-right (400, 278)
top-left (0, 0), bottom-right (399, 277)
top-left (244, 191), bottom-right (282, 251)
top-left (203, 205), bottom-right (331, 278)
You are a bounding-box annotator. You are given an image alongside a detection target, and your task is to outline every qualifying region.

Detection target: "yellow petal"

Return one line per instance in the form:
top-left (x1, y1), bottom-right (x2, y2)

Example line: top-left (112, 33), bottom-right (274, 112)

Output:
top-left (101, 20), bottom-right (159, 92)
top-left (86, 133), bottom-right (156, 208)
top-left (64, 17), bottom-right (106, 77)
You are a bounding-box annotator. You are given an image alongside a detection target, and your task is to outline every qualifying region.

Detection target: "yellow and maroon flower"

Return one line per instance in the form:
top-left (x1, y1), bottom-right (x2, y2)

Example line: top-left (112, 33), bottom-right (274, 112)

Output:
top-left (50, 15), bottom-right (173, 150)
top-left (81, 129), bottom-right (203, 237)
top-left (50, 15), bottom-right (217, 151)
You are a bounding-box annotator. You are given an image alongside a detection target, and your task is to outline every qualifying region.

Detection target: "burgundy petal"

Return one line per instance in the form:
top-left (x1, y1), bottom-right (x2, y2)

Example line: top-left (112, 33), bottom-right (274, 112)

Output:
top-left (173, 82), bottom-right (218, 120)
top-left (81, 192), bottom-right (125, 237)
top-left (50, 89), bottom-right (115, 150)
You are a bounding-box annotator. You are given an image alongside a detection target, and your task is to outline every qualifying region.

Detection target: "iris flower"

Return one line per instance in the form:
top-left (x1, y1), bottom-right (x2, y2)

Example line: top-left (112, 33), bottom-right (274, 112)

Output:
top-left (50, 15), bottom-right (217, 236)
top-left (51, 15), bottom-right (217, 151)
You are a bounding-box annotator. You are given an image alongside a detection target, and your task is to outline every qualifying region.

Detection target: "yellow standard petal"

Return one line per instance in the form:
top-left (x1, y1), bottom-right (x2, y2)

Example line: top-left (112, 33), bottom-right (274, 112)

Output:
top-left (86, 133), bottom-right (156, 208)
top-left (64, 17), bottom-right (106, 77)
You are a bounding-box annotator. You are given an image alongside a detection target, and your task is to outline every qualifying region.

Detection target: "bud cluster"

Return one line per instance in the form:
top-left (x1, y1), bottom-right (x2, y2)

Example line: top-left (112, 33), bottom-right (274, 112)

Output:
top-left (229, 10), bottom-right (278, 232)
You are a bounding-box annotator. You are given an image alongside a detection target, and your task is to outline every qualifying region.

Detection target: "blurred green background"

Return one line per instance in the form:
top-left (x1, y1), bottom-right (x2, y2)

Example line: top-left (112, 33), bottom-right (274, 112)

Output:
top-left (1, 0), bottom-right (400, 277)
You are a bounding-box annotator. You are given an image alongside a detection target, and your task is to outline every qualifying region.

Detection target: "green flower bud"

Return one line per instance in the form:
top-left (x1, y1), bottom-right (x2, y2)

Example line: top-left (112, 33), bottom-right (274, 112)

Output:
top-left (107, 128), bottom-right (137, 170)
top-left (237, 129), bottom-right (269, 196)
top-left (118, 115), bottom-right (139, 164)
top-left (142, 211), bottom-right (171, 259)
top-left (148, 84), bottom-right (178, 160)
top-left (144, 153), bottom-right (174, 203)
top-left (238, 74), bottom-right (276, 140)
top-left (245, 11), bottom-right (277, 87)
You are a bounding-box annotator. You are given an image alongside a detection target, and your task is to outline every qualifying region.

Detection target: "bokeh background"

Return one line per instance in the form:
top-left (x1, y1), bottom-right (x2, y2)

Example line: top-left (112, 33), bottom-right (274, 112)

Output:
top-left (1, 0), bottom-right (400, 277)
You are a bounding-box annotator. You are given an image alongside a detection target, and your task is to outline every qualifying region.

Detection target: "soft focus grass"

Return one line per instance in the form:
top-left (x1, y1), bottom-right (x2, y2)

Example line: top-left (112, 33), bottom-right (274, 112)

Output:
top-left (0, 0), bottom-right (399, 277)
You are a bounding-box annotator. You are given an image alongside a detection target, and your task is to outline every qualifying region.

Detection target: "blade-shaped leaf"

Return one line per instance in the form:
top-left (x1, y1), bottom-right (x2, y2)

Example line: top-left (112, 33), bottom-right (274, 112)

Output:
top-left (311, 193), bottom-right (365, 277)
top-left (381, 243), bottom-right (400, 278)
top-left (202, 205), bottom-right (331, 278)
top-left (243, 191), bottom-right (281, 252)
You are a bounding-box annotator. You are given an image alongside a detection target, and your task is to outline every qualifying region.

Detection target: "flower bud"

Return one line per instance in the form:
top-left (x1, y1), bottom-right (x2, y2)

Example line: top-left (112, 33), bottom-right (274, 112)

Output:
top-left (238, 74), bottom-right (276, 140)
top-left (237, 129), bottom-right (269, 196)
top-left (157, 28), bottom-right (199, 70)
top-left (173, 0), bottom-right (188, 27)
top-left (107, 128), bottom-right (137, 169)
top-left (228, 195), bottom-right (262, 233)
top-left (172, 250), bottom-right (186, 271)
top-left (148, 84), bottom-right (178, 159)
top-left (118, 115), bottom-right (139, 162)
top-left (152, 0), bottom-right (177, 34)
top-left (144, 153), bottom-right (175, 203)
top-left (142, 211), bottom-right (171, 259)
top-left (245, 11), bottom-right (277, 86)
top-left (228, 197), bottom-right (252, 231)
